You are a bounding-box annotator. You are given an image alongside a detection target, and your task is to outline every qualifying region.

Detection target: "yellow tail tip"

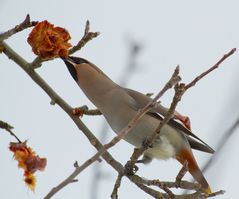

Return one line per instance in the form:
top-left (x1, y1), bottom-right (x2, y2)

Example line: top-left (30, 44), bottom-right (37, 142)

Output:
top-left (205, 186), bottom-right (212, 195)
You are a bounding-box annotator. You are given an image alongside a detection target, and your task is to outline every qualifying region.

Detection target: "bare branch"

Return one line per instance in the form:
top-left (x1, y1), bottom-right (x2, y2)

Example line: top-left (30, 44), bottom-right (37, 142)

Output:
top-left (207, 190), bottom-right (225, 198)
top-left (0, 120), bottom-right (14, 130)
top-left (111, 172), bottom-right (124, 199)
top-left (134, 181), bottom-right (168, 199)
top-left (72, 106), bottom-right (102, 117)
top-left (185, 48), bottom-right (236, 90)
top-left (176, 161), bottom-right (188, 184)
top-left (147, 179), bottom-right (175, 198)
top-left (202, 117), bottom-right (239, 173)
top-left (0, 120), bottom-right (21, 143)
top-left (68, 20), bottom-right (100, 55)
top-left (30, 56), bottom-right (46, 69)
top-left (44, 158), bottom-right (99, 199)
top-left (128, 173), bottom-right (224, 199)
top-left (0, 14), bottom-right (37, 42)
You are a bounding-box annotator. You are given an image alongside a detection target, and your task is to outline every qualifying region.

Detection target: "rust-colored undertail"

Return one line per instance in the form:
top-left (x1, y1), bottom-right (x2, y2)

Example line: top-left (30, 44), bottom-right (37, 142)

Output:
top-left (176, 149), bottom-right (212, 194)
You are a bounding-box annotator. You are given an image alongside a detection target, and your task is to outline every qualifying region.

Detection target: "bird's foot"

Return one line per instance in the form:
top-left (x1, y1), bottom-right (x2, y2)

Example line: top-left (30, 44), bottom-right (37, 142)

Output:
top-left (124, 161), bottom-right (138, 175)
top-left (142, 137), bottom-right (153, 149)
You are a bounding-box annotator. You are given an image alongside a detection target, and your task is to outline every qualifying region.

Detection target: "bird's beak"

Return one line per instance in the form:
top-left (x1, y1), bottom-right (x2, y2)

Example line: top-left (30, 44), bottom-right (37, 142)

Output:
top-left (62, 57), bottom-right (78, 81)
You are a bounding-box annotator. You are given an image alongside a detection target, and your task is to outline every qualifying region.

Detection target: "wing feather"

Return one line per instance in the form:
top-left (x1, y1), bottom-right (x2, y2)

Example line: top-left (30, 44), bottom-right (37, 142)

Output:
top-left (124, 88), bottom-right (214, 154)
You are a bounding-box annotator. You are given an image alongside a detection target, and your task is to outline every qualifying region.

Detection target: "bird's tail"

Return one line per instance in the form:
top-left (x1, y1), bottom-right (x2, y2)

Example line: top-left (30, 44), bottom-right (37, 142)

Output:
top-left (176, 148), bottom-right (212, 194)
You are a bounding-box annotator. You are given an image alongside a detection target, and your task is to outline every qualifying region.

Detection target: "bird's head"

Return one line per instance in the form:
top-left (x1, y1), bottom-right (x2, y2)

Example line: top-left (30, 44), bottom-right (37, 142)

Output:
top-left (62, 56), bottom-right (90, 82)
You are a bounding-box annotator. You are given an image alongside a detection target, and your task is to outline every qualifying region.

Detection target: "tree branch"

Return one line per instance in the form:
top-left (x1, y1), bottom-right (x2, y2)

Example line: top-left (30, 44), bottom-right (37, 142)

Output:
top-left (0, 120), bottom-right (14, 130)
top-left (0, 120), bottom-right (21, 142)
top-left (0, 14), bottom-right (37, 42)
top-left (68, 20), bottom-right (100, 55)
top-left (202, 116), bottom-right (239, 173)
top-left (185, 48), bottom-right (236, 90)
top-left (72, 105), bottom-right (102, 117)
top-left (111, 172), bottom-right (124, 199)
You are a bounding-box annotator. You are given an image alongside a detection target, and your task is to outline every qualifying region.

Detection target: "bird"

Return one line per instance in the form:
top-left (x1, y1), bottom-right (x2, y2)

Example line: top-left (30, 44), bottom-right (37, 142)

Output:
top-left (62, 56), bottom-right (214, 194)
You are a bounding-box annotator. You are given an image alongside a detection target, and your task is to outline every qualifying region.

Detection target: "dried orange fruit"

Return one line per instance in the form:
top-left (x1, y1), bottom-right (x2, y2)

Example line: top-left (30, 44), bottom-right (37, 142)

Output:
top-left (9, 141), bottom-right (47, 191)
top-left (27, 20), bottom-right (71, 59)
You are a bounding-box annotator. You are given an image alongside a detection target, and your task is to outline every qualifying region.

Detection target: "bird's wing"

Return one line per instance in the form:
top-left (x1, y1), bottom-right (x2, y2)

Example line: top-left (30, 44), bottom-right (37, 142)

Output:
top-left (124, 88), bottom-right (215, 154)
top-left (167, 119), bottom-right (215, 153)
top-left (123, 88), bottom-right (169, 115)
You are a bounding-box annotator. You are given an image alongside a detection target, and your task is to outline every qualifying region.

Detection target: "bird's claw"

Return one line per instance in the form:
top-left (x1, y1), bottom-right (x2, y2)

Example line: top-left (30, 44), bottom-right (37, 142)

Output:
top-left (124, 161), bottom-right (138, 175)
top-left (142, 138), bottom-right (153, 148)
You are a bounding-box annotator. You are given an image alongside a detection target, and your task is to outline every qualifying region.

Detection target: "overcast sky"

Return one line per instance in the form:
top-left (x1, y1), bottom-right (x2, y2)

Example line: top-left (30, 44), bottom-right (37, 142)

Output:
top-left (1, 1), bottom-right (239, 199)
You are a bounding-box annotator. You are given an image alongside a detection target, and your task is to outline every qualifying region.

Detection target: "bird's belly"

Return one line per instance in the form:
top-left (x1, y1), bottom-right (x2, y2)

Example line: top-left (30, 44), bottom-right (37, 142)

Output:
top-left (104, 111), bottom-right (177, 160)
top-left (145, 135), bottom-right (176, 160)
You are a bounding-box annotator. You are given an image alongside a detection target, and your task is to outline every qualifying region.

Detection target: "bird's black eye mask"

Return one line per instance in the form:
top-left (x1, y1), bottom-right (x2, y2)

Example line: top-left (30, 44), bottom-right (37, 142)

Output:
top-left (63, 59), bottom-right (78, 81)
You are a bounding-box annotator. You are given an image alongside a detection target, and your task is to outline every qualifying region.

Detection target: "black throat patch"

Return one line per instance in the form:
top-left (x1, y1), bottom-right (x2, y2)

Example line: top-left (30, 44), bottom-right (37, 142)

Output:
top-left (63, 59), bottom-right (78, 81)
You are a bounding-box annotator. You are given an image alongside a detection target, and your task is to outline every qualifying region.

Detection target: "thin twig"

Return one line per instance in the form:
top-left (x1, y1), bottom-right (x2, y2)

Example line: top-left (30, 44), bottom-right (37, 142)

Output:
top-left (147, 180), bottom-right (175, 198)
top-left (111, 172), bottom-right (124, 199)
top-left (0, 120), bottom-right (14, 130)
top-left (128, 174), bottom-right (203, 198)
top-left (135, 182), bottom-right (168, 199)
top-left (44, 158), bottom-right (100, 199)
top-left (0, 14), bottom-right (37, 42)
top-left (142, 177), bottom-right (224, 198)
top-left (72, 106), bottom-right (102, 116)
top-left (128, 173), bottom-right (224, 199)
top-left (5, 128), bottom-right (22, 143)
top-left (185, 48), bottom-right (236, 90)
top-left (0, 120), bottom-right (21, 143)
top-left (176, 161), bottom-right (188, 184)
top-left (207, 190), bottom-right (225, 198)
top-left (161, 181), bottom-right (201, 191)
top-left (30, 57), bottom-right (46, 69)
top-left (68, 20), bottom-right (100, 55)
top-left (202, 117), bottom-right (239, 173)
